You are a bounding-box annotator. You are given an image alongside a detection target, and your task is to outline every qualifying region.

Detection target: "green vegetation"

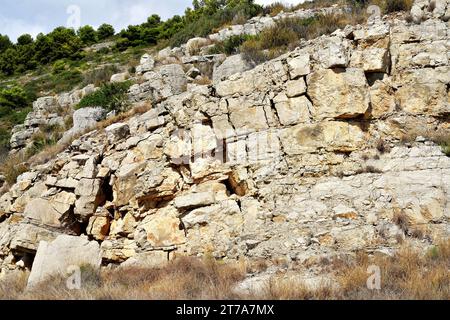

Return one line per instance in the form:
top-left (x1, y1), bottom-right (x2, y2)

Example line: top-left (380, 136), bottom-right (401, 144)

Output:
top-left (0, 86), bottom-right (34, 153)
top-left (238, 11), bottom-right (365, 64)
top-left (382, 0), bottom-right (414, 14)
top-left (26, 124), bottom-right (65, 158)
top-left (77, 81), bottom-right (132, 112)
top-left (97, 24), bottom-right (116, 41)
top-left (208, 35), bottom-right (252, 55)
top-left (0, 1), bottom-right (262, 77)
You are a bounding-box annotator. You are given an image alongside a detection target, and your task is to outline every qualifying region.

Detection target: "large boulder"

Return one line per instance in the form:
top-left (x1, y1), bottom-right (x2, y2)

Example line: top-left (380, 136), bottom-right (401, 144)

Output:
top-left (186, 37), bottom-right (210, 56)
top-left (306, 68), bottom-right (370, 120)
top-left (159, 64), bottom-right (188, 95)
top-left (27, 235), bottom-right (102, 287)
top-left (105, 123), bottom-right (130, 144)
top-left (110, 72), bottom-right (129, 83)
top-left (213, 54), bottom-right (254, 83)
top-left (136, 54), bottom-right (155, 74)
top-left (61, 107), bottom-right (107, 142)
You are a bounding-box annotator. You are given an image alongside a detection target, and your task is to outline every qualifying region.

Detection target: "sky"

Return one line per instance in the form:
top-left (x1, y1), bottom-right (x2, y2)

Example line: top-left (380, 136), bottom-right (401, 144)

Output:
top-left (0, 0), bottom-right (304, 42)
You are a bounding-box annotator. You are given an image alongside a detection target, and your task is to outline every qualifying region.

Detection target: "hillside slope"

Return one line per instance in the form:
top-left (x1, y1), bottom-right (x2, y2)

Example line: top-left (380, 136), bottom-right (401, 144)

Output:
top-left (0, 0), bottom-right (449, 293)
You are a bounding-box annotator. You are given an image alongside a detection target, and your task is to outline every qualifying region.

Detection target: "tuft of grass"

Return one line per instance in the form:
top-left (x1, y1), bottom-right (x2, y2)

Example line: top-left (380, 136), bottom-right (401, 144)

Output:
top-left (376, 139), bottom-right (391, 154)
top-left (393, 210), bottom-right (410, 233)
top-left (383, 0), bottom-right (414, 14)
top-left (335, 240), bottom-right (450, 299)
top-left (434, 134), bottom-right (450, 157)
top-left (0, 153), bottom-right (29, 186)
top-left (82, 64), bottom-right (120, 87)
top-left (77, 81), bottom-right (132, 113)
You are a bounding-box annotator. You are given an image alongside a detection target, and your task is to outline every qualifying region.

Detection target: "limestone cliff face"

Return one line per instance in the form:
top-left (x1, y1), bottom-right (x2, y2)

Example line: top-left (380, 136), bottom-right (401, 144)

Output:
top-left (0, 2), bottom-right (449, 278)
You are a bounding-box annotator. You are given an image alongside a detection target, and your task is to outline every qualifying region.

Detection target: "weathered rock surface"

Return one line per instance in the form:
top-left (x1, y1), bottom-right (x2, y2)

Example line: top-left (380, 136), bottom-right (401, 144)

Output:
top-left (27, 235), bottom-right (101, 287)
top-left (0, 1), bottom-right (449, 280)
top-left (213, 54), bottom-right (254, 83)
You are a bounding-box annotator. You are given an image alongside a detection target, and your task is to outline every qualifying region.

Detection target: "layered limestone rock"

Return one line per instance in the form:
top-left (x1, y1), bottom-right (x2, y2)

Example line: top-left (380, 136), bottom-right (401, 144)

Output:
top-left (0, 2), bottom-right (449, 278)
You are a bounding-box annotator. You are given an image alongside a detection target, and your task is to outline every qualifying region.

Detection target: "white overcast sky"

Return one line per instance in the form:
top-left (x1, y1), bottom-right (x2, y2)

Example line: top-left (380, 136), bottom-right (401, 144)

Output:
top-left (0, 0), bottom-right (305, 42)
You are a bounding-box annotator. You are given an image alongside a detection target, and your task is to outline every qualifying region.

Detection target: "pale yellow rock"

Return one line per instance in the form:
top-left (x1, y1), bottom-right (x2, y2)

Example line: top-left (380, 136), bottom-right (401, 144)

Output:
top-left (396, 82), bottom-right (448, 115)
top-left (191, 123), bottom-right (218, 155)
top-left (287, 53), bottom-right (311, 79)
top-left (101, 238), bottom-right (137, 262)
top-left (87, 215), bottom-right (111, 241)
top-left (229, 106), bottom-right (268, 135)
top-left (138, 207), bottom-right (186, 248)
top-left (274, 93), bottom-right (311, 126)
top-left (285, 78), bottom-right (307, 98)
top-left (369, 80), bottom-right (396, 118)
top-left (279, 122), bottom-right (365, 155)
top-left (307, 68), bottom-right (370, 120)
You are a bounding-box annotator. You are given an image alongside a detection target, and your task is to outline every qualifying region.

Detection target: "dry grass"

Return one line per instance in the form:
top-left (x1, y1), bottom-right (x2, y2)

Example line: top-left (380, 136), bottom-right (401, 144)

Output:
top-left (1, 240), bottom-right (448, 300)
top-left (400, 128), bottom-right (450, 156)
top-left (1, 257), bottom-right (247, 300)
top-left (240, 10), bottom-right (367, 65)
top-left (263, 2), bottom-right (294, 17)
top-left (294, 0), bottom-right (347, 11)
top-left (335, 240), bottom-right (450, 299)
top-left (257, 277), bottom-right (335, 300)
top-left (0, 153), bottom-right (29, 187)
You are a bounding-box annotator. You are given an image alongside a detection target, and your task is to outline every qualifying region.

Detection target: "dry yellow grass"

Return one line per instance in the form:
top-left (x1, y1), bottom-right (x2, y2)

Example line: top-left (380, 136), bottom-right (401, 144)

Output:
top-left (0, 257), bottom-right (247, 300)
top-left (1, 240), bottom-right (448, 300)
top-left (334, 240), bottom-right (450, 299)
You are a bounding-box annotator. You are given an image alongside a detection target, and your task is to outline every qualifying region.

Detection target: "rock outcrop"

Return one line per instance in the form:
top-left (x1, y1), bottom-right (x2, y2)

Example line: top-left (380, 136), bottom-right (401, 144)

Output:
top-left (10, 85), bottom-right (98, 152)
top-left (0, 2), bottom-right (449, 279)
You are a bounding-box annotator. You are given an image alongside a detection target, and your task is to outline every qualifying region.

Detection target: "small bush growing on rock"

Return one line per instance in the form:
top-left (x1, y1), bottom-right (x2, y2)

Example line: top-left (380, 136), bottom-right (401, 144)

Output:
top-left (376, 139), bottom-right (391, 154)
top-left (0, 153), bottom-right (29, 186)
top-left (432, 133), bottom-right (450, 157)
top-left (240, 39), bottom-right (270, 64)
top-left (26, 125), bottom-right (65, 158)
top-left (384, 0), bottom-right (414, 14)
top-left (77, 81), bottom-right (132, 113)
top-left (209, 35), bottom-right (253, 55)
top-left (82, 64), bottom-right (120, 87)
top-left (263, 2), bottom-right (293, 16)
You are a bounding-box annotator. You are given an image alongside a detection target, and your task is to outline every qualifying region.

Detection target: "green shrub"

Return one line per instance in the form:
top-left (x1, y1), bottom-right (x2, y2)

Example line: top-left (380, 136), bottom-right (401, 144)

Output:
top-left (0, 86), bottom-right (28, 109)
top-left (263, 2), bottom-right (293, 17)
top-left (97, 24), bottom-right (115, 40)
top-left (240, 39), bottom-right (269, 64)
top-left (52, 60), bottom-right (67, 74)
top-left (209, 35), bottom-right (253, 55)
top-left (77, 81), bottom-right (132, 113)
top-left (52, 69), bottom-right (83, 93)
top-left (82, 65), bottom-right (120, 87)
top-left (434, 134), bottom-right (450, 157)
top-left (384, 0), bottom-right (414, 14)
